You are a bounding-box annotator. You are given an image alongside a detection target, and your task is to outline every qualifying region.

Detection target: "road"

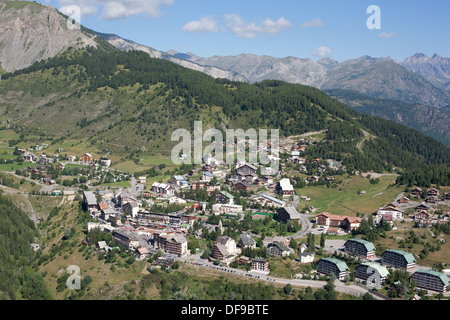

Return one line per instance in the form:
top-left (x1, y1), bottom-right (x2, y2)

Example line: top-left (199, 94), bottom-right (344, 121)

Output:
top-left (179, 252), bottom-right (384, 300)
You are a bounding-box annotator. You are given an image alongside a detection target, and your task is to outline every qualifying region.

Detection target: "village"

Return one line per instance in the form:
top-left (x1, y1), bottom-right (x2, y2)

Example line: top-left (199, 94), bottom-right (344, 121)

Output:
top-left (8, 137), bottom-right (450, 299)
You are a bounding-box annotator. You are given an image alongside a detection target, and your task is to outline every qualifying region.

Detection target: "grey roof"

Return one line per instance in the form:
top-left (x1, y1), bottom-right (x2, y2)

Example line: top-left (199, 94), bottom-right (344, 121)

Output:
top-left (83, 191), bottom-right (97, 206)
top-left (278, 206), bottom-right (301, 220)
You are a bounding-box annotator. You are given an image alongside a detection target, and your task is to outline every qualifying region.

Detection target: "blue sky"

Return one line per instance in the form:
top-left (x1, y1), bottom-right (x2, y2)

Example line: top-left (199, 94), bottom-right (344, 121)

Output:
top-left (39, 0), bottom-right (450, 61)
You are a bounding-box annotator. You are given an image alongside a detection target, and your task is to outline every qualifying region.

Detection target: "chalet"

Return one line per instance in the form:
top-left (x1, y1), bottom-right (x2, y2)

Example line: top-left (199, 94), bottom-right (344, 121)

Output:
top-left (426, 195), bottom-right (440, 204)
top-left (397, 196), bottom-right (409, 204)
top-left (341, 217), bottom-right (362, 232)
top-left (412, 210), bottom-right (431, 221)
top-left (446, 193), bottom-right (450, 201)
top-left (216, 191), bottom-right (235, 205)
top-left (381, 249), bottom-right (416, 271)
top-left (410, 187), bottom-right (423, 198)
top-left (190, 181), bottom-right (207, 190)
top-left (233, 181), bottom-right (252, 191)
top-left (240, 233), bottom-right (257, 249)
top-left (309, 176), bottom-right (320, 183)
top-left (237, 163), bottom-right (257, 176)
top-left (415, 203), bottom-right (430, 212)
top-left (316, 257), bottom-right (350, 281)
top-left (427, 188), bottom-right (440, 197)
top-left (81, 153), bottom-right (94, 164)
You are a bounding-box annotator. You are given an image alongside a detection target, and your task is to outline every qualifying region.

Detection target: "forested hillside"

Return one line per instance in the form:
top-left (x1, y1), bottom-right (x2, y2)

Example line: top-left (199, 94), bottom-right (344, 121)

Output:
top-left (0, 47), bottom-right (448, 185)
top-left (0, 192), bottom-right (52, 299)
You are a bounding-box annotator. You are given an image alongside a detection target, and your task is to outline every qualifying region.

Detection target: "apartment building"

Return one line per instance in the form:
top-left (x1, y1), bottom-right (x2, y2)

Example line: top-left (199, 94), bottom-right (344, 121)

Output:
top-left (410, 270), bottom-right (450, 293)
top-left (381, 249), bottom-right (416, 270)
top-left (344, 239), bottom-right (376, 258)
top-left (316, 257), bottom-right (350, 280)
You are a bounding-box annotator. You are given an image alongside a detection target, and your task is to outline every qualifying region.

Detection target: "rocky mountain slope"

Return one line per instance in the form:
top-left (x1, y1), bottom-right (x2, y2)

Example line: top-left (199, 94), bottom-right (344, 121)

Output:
top-left (400, 53), bottom-right (450, 92)
top-left (0, 0), bottom-right (98, 73)
top-left (174, 51), bottom-right (450, 108)
top-left (97, 32), bottom-right (247, 82)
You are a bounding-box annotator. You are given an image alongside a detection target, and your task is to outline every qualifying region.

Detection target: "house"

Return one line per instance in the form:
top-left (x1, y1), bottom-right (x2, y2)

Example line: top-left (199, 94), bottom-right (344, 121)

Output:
top-left (415, 203), bottom-right (430, 212)
top-left (67, 155), bottom-right (76, 163)
top-left (427, 188), bottom-right (440, 197)
top-left (83, 191), bottom-right (98, 211)
top-left (251, 259), bottom-right (269, 273)
top-left (151, 182), bottom-right (175, 197)
top-left (355, 262), bottom-right (389, 285)
top-left (344, 239), bottom-right (376, 258)
top-left (268, 242), bottom-right (291, 257)
top-left (135, 247), bottom-right (149, 260)
top-left (376, 205), bottom-right (404, 221)
top-left (397, 196), bottom-right (409, 204)
top-left (216, 191), bottom-right (235, 205)
top-left (298, 243), bottom-right (315, 263)
top-left (316, 257), bottom-right (350, 281)
top-left (100, 157), bottom-right (111, 167)
top-left (232, 181), bottom-right (252, 191)
top-left (341, 217), bottom-right (362, 232)
top-left (316, 212), bottom-right (360, 232)
top-left (277, 178), bottom-right (294, 197)
top-left (240, 233), bottom-right (257, 249)
top-left (171, 175), bottom-right (188, 187)
top-left (81, 153), bottom-right (93, 164)
top-left (237, 163), bottom-right (257, 176)
top-left (381, 249), bottom-right (416, 271)
top-left (426, 195), bottom-right (440, 204)
top-left (410, 187), bottom-right (423, 198)
top-left (410, 270), bottom-right (450, 293)
top-left (277, 206), bottom-right (301, 224)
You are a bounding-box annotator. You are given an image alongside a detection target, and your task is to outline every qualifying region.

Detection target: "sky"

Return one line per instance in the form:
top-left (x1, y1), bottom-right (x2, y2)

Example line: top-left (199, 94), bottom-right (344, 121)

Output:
top-left (38, 0), bottom-right (450, 62)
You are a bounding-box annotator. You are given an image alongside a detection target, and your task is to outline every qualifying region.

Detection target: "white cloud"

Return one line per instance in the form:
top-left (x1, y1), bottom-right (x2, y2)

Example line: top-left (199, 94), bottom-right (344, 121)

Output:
top-left (225, 14), bottom-right (292, 38)
top-left (379, 32), bottom-right (397, 38)
top-left (182, 16), bottom-right (219, 33)
top-left (301, 18), bottom-right (324, 28)
top-left (55, 0), bottom-right (174, 20)
top-left (313, 46), bottom-right (332, 57)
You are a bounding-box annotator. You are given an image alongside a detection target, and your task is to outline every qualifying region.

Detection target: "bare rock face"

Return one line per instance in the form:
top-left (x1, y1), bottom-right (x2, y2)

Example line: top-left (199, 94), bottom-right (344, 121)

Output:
top-left (0, 1), bottom-right (97, 72)
top-left (98, 32), bottom-right (248, 83)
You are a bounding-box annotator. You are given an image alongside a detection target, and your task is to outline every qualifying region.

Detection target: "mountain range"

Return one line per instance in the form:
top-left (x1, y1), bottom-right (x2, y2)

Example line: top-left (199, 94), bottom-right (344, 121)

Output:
top-left (0, 0), bottom-right (449, 145)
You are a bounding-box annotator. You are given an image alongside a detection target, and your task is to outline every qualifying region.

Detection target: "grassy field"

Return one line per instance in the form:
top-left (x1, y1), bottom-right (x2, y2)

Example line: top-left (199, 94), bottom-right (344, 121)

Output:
top-left (295, 174), bottom-right (403, 216)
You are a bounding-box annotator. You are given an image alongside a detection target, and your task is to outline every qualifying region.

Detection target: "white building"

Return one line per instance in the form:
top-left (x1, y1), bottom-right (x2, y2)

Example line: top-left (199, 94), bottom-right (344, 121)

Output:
top-left (212, 203), bottom-right (243, 215)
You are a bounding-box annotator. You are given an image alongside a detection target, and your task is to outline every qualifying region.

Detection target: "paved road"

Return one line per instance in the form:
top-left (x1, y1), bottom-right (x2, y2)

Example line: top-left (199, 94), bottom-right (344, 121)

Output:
top-left (179, 252), bottom-right (384, 300)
